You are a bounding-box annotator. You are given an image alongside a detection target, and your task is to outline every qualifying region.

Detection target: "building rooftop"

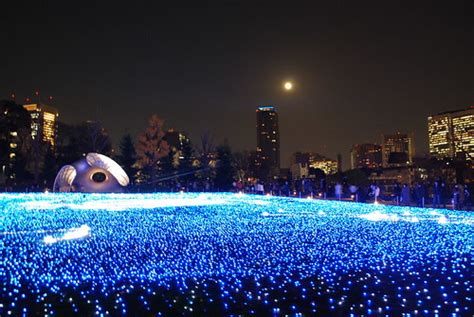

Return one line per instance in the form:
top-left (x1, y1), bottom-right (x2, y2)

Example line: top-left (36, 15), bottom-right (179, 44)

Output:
top-left (429, 106), bottom-right (474, 117)
top-left (23, 103), bottom-right (59, 115)
top-left (257, 106), bottom-right (275, 111)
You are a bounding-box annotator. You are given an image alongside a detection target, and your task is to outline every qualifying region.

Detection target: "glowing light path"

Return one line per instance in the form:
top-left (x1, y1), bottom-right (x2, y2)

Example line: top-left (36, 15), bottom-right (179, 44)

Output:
top-left (0, 193), bottom-right (472, 316)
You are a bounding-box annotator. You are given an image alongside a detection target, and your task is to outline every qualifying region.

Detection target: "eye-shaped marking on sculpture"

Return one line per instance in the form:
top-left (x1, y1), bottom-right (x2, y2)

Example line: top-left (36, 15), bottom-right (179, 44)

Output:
top-left (53, 153), bottom-right (129, 193)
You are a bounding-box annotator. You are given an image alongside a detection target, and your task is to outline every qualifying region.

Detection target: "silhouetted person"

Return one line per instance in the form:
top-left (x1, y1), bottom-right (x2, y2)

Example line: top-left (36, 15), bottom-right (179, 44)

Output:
top-left (394, 183), bottom-right (402, 204)
top-left (452, 184), bottom-right (461, 209)
top-left (294, 177), bottom-right (301, 194)
top-left (415, 182), bottom-right (426, 207)
top-left (401, 184), bottom-right (411, 206)
top-left (320, 178), bottom-right (327, 198)
top-left (271, 181), bottom-right (280, 195)
top-left (463, 186), bottom-right (471, 210)
top-left (369, 183), bottom-right (380, 203)
top-left (335, 182), bottom-right (343, 200)
top-left (349, 184), bottom-right (358, 201)
top-left (358, 185), bottom-right (367, 203)
top-left (256, 182), bottom-right (264, 195)
top-left (374, 184), bottom-right (380, 203)
top-left (433, 180), bottom-right (442, 208)
top-left (304, 178), bottom-right (313, 196)
top-left (459, 184), bottom-right (465, 209)
top-left (281, 181), bottom-right (290, 196)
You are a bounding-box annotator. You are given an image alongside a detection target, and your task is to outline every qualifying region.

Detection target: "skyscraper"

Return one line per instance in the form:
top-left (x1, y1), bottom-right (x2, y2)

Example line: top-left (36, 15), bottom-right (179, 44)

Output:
top-left (23, 103), bottom-right (59, 148)
top-left (0, 100), bottom-right (31, 183)
top-left (350, 143), bottom-right (383, 169)
top-left (381, 132), bottom-right (414, 167)
top-left (256, 106), bottom-right (280, 179)
top-left (163, 129), bottom-right (193, 167)
top-left (428, 107), bottom-right (474, 160)
top-left (164, 129), bottom-right (188, 155)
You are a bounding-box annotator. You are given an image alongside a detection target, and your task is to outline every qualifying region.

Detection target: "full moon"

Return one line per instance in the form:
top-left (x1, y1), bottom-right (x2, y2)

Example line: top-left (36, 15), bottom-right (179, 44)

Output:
top-left (284, 81), bottom-right (293, 91)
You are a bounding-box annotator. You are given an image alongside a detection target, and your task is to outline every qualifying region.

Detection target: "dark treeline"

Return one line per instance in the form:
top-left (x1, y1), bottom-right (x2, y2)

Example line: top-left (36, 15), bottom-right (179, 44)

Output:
top-left (1, 100), bottom-right (472, 210)
top-left (0, 101), bottom-right (240, 193)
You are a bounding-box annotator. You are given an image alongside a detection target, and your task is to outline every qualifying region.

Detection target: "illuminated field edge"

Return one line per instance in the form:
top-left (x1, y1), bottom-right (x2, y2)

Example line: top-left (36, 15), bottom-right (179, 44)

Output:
top-left (0, 193), bottom-right (472, 316)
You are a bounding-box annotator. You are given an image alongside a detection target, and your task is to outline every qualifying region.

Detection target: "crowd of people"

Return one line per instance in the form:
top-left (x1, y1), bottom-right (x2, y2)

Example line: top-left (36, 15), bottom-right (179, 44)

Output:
top-left (3, 176), bottom-right (472, 210)
top-left (230, 178), bottom-right (472, 211)
top-left (391, 181), bottom-right (472, 210)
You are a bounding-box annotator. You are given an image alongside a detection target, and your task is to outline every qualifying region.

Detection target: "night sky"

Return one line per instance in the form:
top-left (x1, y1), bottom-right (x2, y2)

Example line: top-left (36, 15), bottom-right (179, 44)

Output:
top-left (1, 1), bottom-right (472, 168)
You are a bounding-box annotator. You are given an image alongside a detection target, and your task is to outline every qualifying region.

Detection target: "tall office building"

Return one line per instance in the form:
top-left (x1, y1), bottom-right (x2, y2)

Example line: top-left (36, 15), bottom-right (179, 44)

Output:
top-left (23, 103), bottom-right (59, 148)
top-left (164, 129), bottom-right (187, 151)
top-left (350, 143), bottom-right (382, 169)
top-left (256, 106), bottom-right (280, 179)
top-left (381, 132), bottom-right (414, 167)
top-left (164, 129), bottom-right (193, 163)
top-left (428, 107), bottom-right (474, 160)
top-left (0, 100), bottom-right (31, 182)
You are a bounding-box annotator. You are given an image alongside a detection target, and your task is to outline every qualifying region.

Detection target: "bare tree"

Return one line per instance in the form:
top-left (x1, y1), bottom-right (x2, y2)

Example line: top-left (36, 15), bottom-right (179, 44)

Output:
top-left (233, 150), bottom-right (251, 182)
top-left (83, 121), bottom-right (112, 155)
top-left (199, 130), bottom-right (215, 167)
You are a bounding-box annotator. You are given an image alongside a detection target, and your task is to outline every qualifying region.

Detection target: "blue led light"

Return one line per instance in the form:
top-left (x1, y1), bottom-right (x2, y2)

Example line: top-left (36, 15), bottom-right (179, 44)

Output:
top-left (0, 192), bottom-right (472, 315)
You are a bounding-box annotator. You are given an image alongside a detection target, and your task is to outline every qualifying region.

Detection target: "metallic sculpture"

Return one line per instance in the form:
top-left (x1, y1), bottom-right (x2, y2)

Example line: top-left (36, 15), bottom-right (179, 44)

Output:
top-left (53, 153), bottom-right (129, 193)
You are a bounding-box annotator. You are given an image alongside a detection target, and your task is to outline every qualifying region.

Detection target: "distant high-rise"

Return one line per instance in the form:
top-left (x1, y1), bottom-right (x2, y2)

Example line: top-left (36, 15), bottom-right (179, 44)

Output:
top-left (350, 143), bottom-right (382, 169)
top-left (164, 129), bottom-right (189, 153)
top-left (164, 129), bottom-right (193, 165)
top-left (256, 106), bottom-right (280, 179)
top-left (0, 100), bottom-right (31, 182)
top-left (23, 103), bottom-right (59, 148)
top-left (381, 132), bottom-right (414, 167)
top-left (428, 107), bottom-right (474, 160)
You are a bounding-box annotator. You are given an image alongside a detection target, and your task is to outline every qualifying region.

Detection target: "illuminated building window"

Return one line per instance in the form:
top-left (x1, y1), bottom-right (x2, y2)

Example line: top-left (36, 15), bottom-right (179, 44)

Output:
top-left (428, 108), bottom-right (473, 160)
top-left (23, 104), bottom-right (58, 147)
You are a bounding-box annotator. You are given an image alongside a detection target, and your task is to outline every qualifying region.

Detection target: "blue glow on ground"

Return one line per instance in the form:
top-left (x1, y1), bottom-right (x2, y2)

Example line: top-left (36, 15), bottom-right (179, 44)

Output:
top-left (0, 193), bottom-right (472, 315)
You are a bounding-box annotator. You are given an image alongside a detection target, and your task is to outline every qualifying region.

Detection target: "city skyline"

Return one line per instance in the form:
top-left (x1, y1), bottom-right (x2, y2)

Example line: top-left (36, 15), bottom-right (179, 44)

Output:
top-left (1, 2), bottom-right (472, 169)
top-left (4, 95), bottom-right (471, 169)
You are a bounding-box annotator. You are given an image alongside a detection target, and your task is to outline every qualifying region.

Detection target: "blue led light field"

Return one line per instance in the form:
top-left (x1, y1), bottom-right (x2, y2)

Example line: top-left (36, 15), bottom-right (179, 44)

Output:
top-left (0, 193), bottom-right (472, 316)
